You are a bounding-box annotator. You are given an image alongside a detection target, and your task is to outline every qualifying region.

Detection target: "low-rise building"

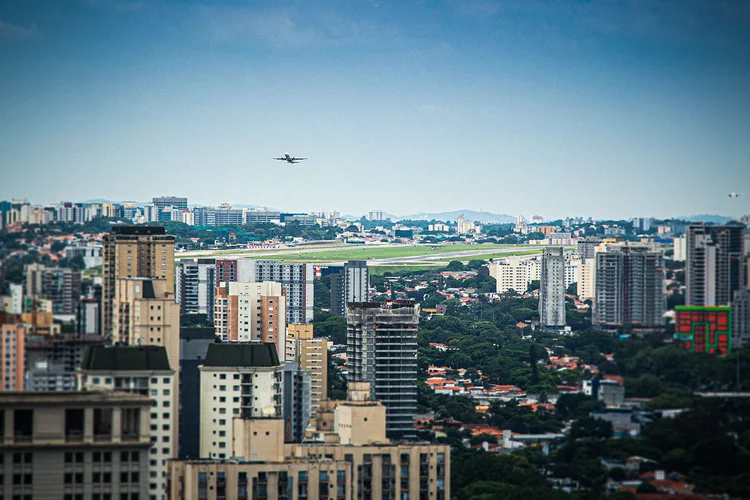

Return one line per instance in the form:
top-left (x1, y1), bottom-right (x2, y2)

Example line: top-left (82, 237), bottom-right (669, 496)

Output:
top-left (0, 391), bottom-right (152, 499)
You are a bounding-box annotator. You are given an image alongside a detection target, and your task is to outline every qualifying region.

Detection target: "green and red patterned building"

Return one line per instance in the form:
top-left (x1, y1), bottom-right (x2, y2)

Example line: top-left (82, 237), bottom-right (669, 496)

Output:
top-left (675, 306), bottom-right (732, 356)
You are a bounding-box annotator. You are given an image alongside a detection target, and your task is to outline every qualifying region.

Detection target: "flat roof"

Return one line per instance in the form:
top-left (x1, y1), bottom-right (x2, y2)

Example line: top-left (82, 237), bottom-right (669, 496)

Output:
top-left (0, 390), bottom-right (152, 406)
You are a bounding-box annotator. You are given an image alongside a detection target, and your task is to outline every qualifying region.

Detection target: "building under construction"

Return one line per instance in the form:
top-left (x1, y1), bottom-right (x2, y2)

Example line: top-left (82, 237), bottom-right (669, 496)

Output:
top-left (346, 300), bottom-right (419, 437)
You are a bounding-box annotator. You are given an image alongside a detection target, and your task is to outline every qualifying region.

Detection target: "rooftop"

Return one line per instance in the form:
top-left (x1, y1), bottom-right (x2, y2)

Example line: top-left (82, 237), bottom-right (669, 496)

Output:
top-left (81, 345), bottom-right (172, 372)
top-left (110, 225), bottom-right (167, 236)
top-left (0, 390), bottom-right (152, 406)
top-left (203, 343), bottom-right (281, 368)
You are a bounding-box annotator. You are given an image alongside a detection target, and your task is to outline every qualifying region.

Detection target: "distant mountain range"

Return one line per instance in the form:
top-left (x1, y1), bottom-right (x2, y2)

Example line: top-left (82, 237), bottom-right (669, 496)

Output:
top-left (674, 214), bottom-right (735, 224)
top-left (395, 210), bottom-right (516, 224)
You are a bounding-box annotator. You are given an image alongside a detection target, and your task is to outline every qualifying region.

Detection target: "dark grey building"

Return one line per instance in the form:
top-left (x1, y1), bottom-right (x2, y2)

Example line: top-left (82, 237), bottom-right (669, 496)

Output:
top-left (282, 361), bottom-right (312, 443)
top-left (347, 300), bottom-right (419, 437)
top-left (593, 243), bottom-right (665, 330)
top-left (179, 327), bottom-right (217, 459)
top-left (331, 260), bottom-right (370, 317)
top-left (686, 223), bottom-right (745, 306)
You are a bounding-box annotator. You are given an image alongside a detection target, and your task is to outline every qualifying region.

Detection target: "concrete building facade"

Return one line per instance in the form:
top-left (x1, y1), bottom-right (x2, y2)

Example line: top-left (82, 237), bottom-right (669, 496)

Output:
top-left (177, 258), bottom-right (216, 321)
top-left (539, 247), bottom-right (566, 328)
top-left (285, 324), bottom-right (327, 415)
top-left (346, 300), bottom-right (419, 437)
top-left (179, 328), bottom-right (217, 459)
top-left (1, 323), bottom-right (25, 391)
top-left (199, 343), bottom-right (284, 459)
top-left (686, 223), bottom-right (745, 306)
top-left (79, 345), bottom-right (177, 500)
top-left (24, 263), bottom-right (82, 315)
top-left (733, 289), bottom-right (750, 349)
top-left (214, 281), bottom-right (286, 359)
top-left (330, 260), bottom-right (370, 317)
top-left (593, 243), bottom-right (665, 330)
top-left (215, 259), bottom-right (314, 324)
top-left (102, 226), bottom-right (175, 338)
top-left (0, 391), bottom-right (152, 500)
top-left (282, 361), bottom-right (312, 443)
top-left (112, 278), bottom-right (180, 373)
top-left (24, 334), bottom-right (105, 392)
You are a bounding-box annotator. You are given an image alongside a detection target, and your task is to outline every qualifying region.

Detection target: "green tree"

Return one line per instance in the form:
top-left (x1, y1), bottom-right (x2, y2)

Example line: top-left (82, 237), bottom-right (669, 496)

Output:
top-left (446, 260), bottom-right (465, 271)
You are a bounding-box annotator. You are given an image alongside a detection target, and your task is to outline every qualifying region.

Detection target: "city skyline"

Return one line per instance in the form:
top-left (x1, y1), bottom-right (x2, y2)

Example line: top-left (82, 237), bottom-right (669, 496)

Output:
top-left (2, 1), bottom-right (750, 219)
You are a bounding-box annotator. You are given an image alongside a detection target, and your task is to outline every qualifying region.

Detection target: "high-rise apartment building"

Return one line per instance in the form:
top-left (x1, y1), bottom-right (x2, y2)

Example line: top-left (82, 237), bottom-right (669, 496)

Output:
top-left (1, 323), bottom-right (25, 391)
top-left (153, 196), bottom-right (188, 221)
top-left (214, 281), bottom-right (286, 358)
top-left (177, 258), bottom-right (216, 320)
top-left (686, 223), bottom-right (745, 306)
top-left (0, 391), bottom-right (152, 500)
top-left (577, 237), bottom-right (602, 261)
top-left (199, 343), bottom-right (284, 459)
top-left (539, 247), bottom-right (566, 329)
top-left (282, 361), bottom-right (312, 443)
top-left (577, 258), bottom-right (596, 300)
top-left (565, 254), bottom-right (581, 290)
top-left (77, 297), bottom-right (100, 336)
top-left (367, 209), bottom-right (387, 221)
top-left (347, 300), bottom-right (418, 437)
top-left (285, 324), bottom-right (327, 415)
top-left (673, 236), bottom-right (687, 262)
top-left (330, 260), bottom-right (370, 317)
top-left (112, 278), bottom-right (180, 370)
top-left (24, 334), bottom-right (105, 392)
top-left (179, 327), bottom-right (217, 459)
top-left (24, 263), bottom-right (82, 315)
top-left (102, 226), bottom-right (175, 337)
top-left (593, 243), bottom-right (665, 330)
top-left (215, 259), bottom-right (314, 324)
top-left (489, 257), bottom-right (533, 294)
top-left (79, 345), bottom-right (177, 499)
top-left (732, 289), bottom-right (750, 350)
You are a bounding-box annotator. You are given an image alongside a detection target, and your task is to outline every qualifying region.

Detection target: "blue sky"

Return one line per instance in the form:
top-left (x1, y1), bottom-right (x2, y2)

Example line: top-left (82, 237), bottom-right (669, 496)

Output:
top-left (1, 0), bottom-right (749, 219)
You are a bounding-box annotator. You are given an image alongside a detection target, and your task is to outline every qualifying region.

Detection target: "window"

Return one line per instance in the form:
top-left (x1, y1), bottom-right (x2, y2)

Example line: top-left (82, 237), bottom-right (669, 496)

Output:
top-left (94, 408), bottom-right (113, 440)
top-left (13, 409), bottom-right (33, 441)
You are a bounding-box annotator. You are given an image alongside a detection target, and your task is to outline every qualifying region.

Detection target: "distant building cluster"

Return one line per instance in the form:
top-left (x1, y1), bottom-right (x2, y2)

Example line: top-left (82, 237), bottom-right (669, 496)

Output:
top-left (0, 218), bottom-right (451, 499)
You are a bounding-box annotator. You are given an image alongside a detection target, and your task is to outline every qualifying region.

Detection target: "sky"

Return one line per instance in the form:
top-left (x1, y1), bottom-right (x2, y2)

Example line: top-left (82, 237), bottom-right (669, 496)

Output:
top-left (1, 0), bottom-right (749, 220)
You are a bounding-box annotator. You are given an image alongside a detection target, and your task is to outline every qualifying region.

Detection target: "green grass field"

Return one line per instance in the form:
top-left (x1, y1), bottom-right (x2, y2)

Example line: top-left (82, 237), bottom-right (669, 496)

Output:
top-left (249, 244), bottom-right (524, 262)
top-left (368, 264), bottom-right (443, 275)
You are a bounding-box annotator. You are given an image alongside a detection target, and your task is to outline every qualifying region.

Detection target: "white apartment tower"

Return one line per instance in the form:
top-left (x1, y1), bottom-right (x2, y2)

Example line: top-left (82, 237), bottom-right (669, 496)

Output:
top-left (199, 343), bottom-right (283, 459)
top-left (79, 345), bottom-right (177, 500)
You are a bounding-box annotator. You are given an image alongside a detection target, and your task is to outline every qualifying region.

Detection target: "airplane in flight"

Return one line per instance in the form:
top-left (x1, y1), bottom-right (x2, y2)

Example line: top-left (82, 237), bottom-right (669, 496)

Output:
top-left (728, 192), bottom-right (740, 198)
top-left (274, 152), bottom-right (307, 164)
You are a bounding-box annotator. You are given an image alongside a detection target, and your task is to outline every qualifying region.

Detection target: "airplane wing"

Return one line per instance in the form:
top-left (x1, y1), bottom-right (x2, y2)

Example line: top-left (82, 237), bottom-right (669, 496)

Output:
top-left (273, 157), bottom-right (285, 160)
top-left (293, 157), bottom-right (307, 161)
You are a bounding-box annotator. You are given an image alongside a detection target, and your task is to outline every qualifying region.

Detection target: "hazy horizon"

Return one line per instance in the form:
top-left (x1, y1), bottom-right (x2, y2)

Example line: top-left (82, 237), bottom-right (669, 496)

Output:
top-left (2, 1), bottom-right (749, 219)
